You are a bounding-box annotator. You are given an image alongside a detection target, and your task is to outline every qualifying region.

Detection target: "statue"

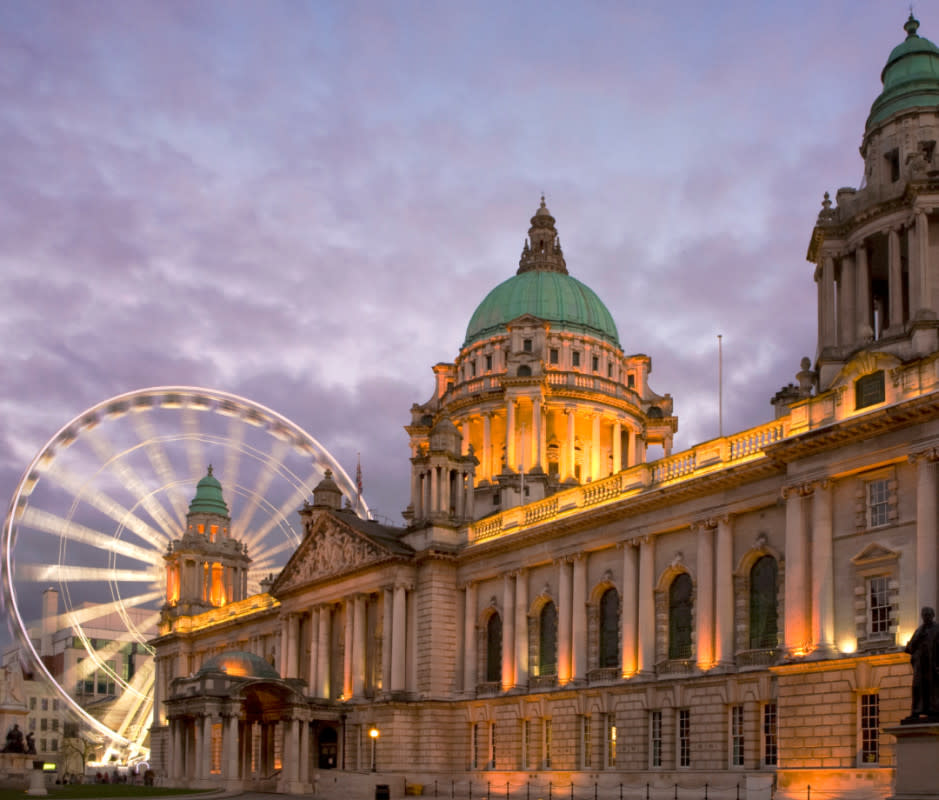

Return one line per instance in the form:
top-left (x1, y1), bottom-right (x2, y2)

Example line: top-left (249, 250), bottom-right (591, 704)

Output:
top-left (0, 664), bottom-right (24, 705)
top-left (2, 723), bottom-right (25, 753)
top-left (904, 606), bottom-right (939, 721)
top-left (25, 732), bottom-right (35, 755)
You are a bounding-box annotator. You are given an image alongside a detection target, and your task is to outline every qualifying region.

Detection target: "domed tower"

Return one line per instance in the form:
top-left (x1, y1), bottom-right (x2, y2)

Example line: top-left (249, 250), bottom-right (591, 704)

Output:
top-left (163, 466), bottom-right (251, 618)
top-left (808, 14), bottom-right (939, 391)
top-left (406, 198), bottom-right (675, 523)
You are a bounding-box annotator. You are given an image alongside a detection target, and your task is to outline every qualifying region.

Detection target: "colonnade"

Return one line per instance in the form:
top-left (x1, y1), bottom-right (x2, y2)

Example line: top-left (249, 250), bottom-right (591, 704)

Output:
top-left (165, 554), bottom-right (249, 609)
top-left (461, 516), bottom-right (738, 694)
top-left (279, 584), bottom-right (414, 699)
top-left (817, 208), bottom-right (932, 352)
top-left (166, 711), bottom-right (311, 791)
top-left (468, 402), bottom-right (646, 484)
top-left (411, 464), bottom-right (475, 520)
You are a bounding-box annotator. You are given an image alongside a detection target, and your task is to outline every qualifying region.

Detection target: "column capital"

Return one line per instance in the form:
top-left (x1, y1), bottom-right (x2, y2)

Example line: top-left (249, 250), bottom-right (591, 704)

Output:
top-left (690, 519), bottom-right (716, 532)
top-left (459, 579), bottom-right (478, 591)
top-left (910, 447), bottom-right (939, 464)
top-left (781, 482), bottom-right (814, 500)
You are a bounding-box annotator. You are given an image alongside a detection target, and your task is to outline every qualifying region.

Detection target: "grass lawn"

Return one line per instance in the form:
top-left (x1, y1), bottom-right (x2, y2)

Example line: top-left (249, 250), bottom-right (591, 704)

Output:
top-left (0, 786), bottom-right (211, 799)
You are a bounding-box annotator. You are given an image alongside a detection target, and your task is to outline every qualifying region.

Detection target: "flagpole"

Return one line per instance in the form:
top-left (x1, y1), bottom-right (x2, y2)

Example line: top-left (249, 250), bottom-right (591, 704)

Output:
top-left (718, 334), bottom-right (723, 438)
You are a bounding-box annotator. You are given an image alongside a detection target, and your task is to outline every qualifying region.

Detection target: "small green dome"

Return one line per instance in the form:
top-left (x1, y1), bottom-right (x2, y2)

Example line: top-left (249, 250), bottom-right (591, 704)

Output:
top-left (867, 15), bottom-right (939, 130)
top-left (188, 465), bottom-right (230, 516)
top-left (464, 271), bottom-right (620, 348)
top-left (463, 198), bottom-right (620, 348)
top-left (197, 650), bottom-right (279, 679)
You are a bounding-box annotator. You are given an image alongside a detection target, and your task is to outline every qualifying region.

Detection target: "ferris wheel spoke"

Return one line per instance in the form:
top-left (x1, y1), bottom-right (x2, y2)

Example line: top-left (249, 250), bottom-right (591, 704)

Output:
top-left (18, 508), bottom-right (160, 566)
top-left (233, 438), bottom-right (290, 539)
top-left (44, 464), bottom-right (172, 551)
top-left (221, 417), bottom-right (246, 512)
top-left (84, 428), bottom-right (180, 539)
top-left (182, 408), bottom-right (208, 479)
top-left (43, 590), bottom-right (164, 633)
top-left (247, 471), bottom-right (317, 544)
top-left (130, 414), bottom-right (187, 529)
top-left (21, 564), bottom-right (157, 583)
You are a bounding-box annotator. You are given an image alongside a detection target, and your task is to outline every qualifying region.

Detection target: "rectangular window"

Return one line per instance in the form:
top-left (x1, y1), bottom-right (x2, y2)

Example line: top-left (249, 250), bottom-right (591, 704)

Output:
top-left (40, 698), bottom-right (47, 711)
top-left (860, 694), bottom-right (880, 764)
top-left (763, 703), bottom-right (778, 766)
top-left (489, 722), bottom-right (496, 769)
top-left (523, 339), bottom-right (533, 353)
top-left (543, 718), bottom-right (552, 769)
top-left (52, 699), bottom-right (58, 712)
top-left (51, 719), bottom-right (58, 732)
top-left (607, 363), bottom-right (613, 377)
top-left (486, 354), bottom-right (493, 371)
top-left (550, 348), bottom-right (559, 365)
top-left (29, 697), bottom-right (35, 710)
top-left (627, 373), bottom-right (635, 389)
top-left (678, 709), bottom-right (690, 767)
top-left (650, 711), bottom-right (662, 768)
top-left (608, 720), bottom-right (617, 768)
top-left (856, 370), bottom-right (885, 409)
top-left (592, 356), bottom-right (599, 372)
top-left (40, 718), bottom-right (47, 731)
top-left (868, 575), bottom-right (891, 635)
top-left (572, 351), bottom-right (581, 368)
top-left (867, 479), bottom-right (890, 527)
top-left (731, 705), bottom-right (745, 767)
top-left (28, 719), bottom-right (35, 732)
top-left (40, 738), bottom-right (46, 752)
top-left (50, 738), bottom-right (57, 751)
top-left (582, 715), bottom-right (592, 768)
top-left (470, 361), bottom-right (477, 378)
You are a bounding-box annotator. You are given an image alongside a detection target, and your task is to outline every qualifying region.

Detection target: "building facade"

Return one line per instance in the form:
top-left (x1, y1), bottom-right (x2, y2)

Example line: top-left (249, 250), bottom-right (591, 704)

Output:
top-left (149, 16), bottom-right (939, 799)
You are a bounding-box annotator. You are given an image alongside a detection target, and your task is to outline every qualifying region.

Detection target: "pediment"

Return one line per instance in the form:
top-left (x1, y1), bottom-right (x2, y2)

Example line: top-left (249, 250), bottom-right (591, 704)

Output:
top-left (851, 542), bottom-right (899, 566)
top-left (830, 350), bottom-right (901, 390)
top-left (271, 514), bottom-right (393, 595)
top-left (505, 313), bottom-right (549, 331)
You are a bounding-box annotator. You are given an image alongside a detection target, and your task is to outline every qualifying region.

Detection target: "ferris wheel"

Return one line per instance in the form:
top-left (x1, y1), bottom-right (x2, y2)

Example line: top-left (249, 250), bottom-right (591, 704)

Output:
top-left (1, 386), bottom-right (368, 760)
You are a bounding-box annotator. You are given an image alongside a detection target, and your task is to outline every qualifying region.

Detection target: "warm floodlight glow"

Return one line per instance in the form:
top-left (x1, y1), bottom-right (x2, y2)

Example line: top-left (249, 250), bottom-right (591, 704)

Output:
top-left (369, 726), bottom-right (380, 739)
top-left (839, 636), bottom-right (857, 654)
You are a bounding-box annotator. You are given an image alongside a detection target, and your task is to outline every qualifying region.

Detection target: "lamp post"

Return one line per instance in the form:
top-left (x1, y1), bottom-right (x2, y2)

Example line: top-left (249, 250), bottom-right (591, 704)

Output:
top-left (369, 726), bottom-right (379, 772)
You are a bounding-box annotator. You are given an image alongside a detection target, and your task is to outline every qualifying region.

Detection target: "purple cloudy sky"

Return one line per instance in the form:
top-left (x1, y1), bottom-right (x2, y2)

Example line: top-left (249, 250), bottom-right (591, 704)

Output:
top-left (0, 1), bottom-right (918, 526)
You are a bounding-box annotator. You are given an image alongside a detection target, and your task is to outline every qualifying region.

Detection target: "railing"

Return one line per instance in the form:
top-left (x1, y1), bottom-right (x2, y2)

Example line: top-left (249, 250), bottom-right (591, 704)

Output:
top-left (467, 417), bottom-right (792, 545)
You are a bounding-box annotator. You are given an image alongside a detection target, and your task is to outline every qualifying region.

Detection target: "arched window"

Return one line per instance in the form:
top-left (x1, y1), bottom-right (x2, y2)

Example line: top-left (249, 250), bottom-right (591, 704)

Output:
top-left (599, 588), bottom-right (619, 668)
top-left (749, 556), bottom-right (778, 649)
top-left (668, 573), bottom-right (693, 660)
top-left (517, 365), bottom-right (532, 377)
top-left (539, 602), bottom-right (558, 676)
top-left (486, 613), bottom-right (502, 683)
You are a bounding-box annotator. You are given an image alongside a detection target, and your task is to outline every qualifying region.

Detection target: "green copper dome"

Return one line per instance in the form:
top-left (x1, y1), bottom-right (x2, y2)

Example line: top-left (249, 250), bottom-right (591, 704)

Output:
top-left (197, 650), bottom-right (279, 679)
top-left (463, 199), bottom-right (620, 348)
top-left (188, 465), bottom-right (230, 516)
top-left (867, 15), bottom-right (939, 130)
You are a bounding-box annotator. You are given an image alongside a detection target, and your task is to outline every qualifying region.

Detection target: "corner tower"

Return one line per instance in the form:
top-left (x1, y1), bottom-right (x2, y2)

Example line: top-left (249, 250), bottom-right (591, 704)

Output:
top-left (808, 14), bottom-right (939, 391)
top-left (406, 198), bottom-right (675, 524)
top-left (163, 466), bottom-right (250, 618)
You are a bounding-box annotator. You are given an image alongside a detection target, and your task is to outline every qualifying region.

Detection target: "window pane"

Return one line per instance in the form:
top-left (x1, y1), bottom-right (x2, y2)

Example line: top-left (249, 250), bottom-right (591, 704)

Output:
top-left (539, 603), bottom-right (558, 676)
top-left (750, 556), bottom-right (779, 649)
top-left (486, 613), bottom-right (502, 683)
top-left (599, 589), bottom-right (619, 668)
top-left (669, 574), bottom-right (693, 659)
top-left (868, 576), bottom-right (890, 635)
top-left (861, 694), bottom-right (879, 763)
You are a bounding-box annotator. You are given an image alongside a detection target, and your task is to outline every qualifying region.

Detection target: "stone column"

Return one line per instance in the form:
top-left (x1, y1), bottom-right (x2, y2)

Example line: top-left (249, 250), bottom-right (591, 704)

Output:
top-left (695, 522), bottom-right (715, 670)
top-left (532, 396), bottom-right (543, 470)
top-left (572, 554), bottom-right (587, 681)
top-left (590, 413), bottom-right (601, 481)
top-left (151, 657), bottom-right (162, 727)
top-left (286, 613), bottom-right (299, 679)
top-left (407, 582), bottom-right (417, 691)
top-left (621, 541), bottom-right (638, 677)
top-left (909, 218), bottom-right (922, 317)
top-left (280, 617), bottom-right (290, 678)
top-left (430, 466), bottom-right (439, 514)
top-left (839, 252), bottom-right (856, 347)
top-left (915, 453), bottom-right (938, 612)
top-left (225, 713), bottom-right (239, 785)
top-left (811, 481), bottom-right (835, 653)
top-left (515, 569), bottom-right (529, 687)
top-left (612, 418), bottom-right (622, 473)
top-left (856, 243), bottom-right (873, 340)
top-left (343, 601), bottom-right (354, 698)
top-left (171, 719), bottom-right (182, 780)
top-left (299, 721), bottom-right (310, 786)
top-left (558, 558), bottom-right (573, 683)
top-left (422, 470), bottom-right (431, 518)
top-left (888, 227), bottom-right (904, 332)
top-left (502, 573), bottom-right (516, 690)
top-left (442, 466), bottom-right (451, 516)
top-left (916, 210), bottom-right (931, 318)
top-left (317, 606), bottom-right (330, 698)
top-left (566, 408), bottom-right (576, 480)
top-left (819, 254), bottom-right (836, 348)
top-left (464, 582), bottom-right (478, 694)
top-left (627, 427), bottom-right (636, 468)
top-left (410, 468), bottom-right (421, 519)
top-left (483, 413), bottom-right (492, 481)
top-left (287, 718), bottom-right (300, 786)
top-left (201, 713), bottom-right (212, 780)
top-left (392, 583), bottom-right (407, 691)
top-left (506, 399), bottom-right (517, 471)
top-left (352, 594), bottom-right (367, 697)
top-left (714, 516), bottom-right (734, 665)
top-left (783, 486), bottom-right (809, 656)
top-left (465, 474), bottom-right (475, 520)
top-left (382, 588), bottom-right (393, 694)
top-left (637, 535), bottom-right (656, 674)
top-left (308, 609), bottom-right (319, 694)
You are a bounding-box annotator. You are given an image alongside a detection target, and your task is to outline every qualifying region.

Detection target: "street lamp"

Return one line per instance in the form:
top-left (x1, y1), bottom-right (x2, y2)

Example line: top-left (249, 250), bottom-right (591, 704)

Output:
top-left (369, 726), bottom-right (379, 772)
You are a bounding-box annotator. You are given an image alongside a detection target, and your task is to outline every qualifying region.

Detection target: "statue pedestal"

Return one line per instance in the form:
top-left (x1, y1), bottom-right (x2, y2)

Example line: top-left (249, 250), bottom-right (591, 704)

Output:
top-left (886, 722), bottom-right (939, 800)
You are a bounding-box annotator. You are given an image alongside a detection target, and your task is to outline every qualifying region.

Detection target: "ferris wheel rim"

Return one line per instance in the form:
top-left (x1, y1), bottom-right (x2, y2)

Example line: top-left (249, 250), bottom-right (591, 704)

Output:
top-left (1, 385), bottom-right (369, 752)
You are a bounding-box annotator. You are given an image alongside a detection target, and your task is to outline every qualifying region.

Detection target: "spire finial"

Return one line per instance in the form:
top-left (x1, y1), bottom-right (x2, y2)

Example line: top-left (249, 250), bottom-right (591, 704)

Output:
top-left (905, 11), bottom-right (920, 39)
top-left (540, 193), bottom-right (546, 209)
top-left (207, 464), bottom-right (213, 476)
